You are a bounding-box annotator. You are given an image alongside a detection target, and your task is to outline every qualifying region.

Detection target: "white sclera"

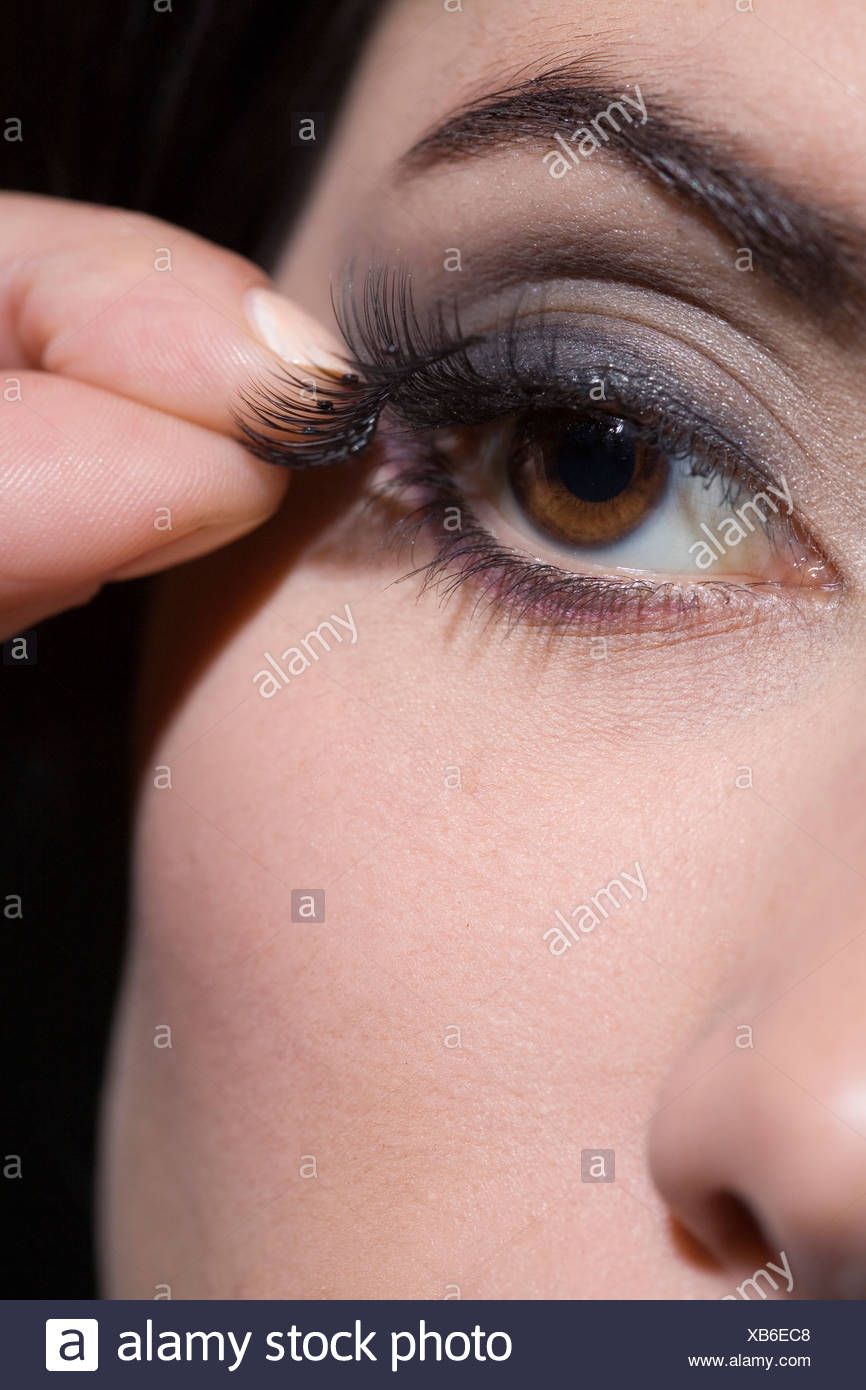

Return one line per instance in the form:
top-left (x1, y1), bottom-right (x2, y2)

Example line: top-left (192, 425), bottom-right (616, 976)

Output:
top-left (500, 452), bottom-right (794, 580)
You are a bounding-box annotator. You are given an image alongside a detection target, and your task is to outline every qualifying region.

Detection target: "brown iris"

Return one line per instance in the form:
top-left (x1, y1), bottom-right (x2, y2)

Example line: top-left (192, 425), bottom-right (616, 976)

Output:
top-left (509, 411), bottom-right (669, 547)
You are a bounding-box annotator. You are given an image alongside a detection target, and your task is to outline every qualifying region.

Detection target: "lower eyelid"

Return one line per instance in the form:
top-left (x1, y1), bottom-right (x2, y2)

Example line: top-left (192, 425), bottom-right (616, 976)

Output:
top-left (420, 412), bottom-right (833, 591)
top-left (369, 453), bottom-right (840, 642)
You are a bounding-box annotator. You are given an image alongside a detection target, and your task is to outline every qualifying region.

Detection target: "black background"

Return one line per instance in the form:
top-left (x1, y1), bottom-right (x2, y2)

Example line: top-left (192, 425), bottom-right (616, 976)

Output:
top-left (0, 0), bottom-right (381, 1297)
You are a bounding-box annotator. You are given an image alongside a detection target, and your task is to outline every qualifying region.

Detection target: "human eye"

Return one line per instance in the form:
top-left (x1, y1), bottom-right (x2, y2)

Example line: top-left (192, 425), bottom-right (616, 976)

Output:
top-left (236, 268), bottom-right (838, 636)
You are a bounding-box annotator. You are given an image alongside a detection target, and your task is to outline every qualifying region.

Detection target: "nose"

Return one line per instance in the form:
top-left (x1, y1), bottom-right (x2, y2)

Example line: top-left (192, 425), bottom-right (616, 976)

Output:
top-left (648, 938), bottom-right (866, 1298)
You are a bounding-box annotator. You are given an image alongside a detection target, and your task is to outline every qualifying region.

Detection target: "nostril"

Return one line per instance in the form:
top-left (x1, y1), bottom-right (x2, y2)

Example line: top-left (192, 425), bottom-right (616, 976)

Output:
top-left (667, 1190), bottom-right (775, 1276)
top-left (668, 1214), bottom-right (720, 1271)
top-left (706, 1191), bottom-right (774, 1271)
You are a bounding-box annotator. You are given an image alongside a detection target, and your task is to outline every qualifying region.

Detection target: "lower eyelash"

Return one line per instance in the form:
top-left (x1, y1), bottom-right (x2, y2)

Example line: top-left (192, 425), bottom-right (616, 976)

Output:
top-left (370, 457), bottom-right (793, 638)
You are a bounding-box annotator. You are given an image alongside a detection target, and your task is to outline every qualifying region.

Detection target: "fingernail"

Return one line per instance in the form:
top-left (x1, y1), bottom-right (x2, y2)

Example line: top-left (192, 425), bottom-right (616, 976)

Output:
top-left (244, 287), bottom-right (345, 373)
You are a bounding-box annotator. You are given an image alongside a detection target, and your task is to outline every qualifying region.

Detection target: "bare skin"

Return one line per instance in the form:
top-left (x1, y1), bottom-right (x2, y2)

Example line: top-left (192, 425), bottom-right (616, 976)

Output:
top-left (98, 0), bottom-right (866, 1298)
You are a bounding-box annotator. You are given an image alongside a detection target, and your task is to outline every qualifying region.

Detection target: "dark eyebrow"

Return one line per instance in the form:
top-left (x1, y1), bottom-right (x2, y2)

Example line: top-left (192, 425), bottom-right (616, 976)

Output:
top-left (398, 62), bottom-right (866, 333)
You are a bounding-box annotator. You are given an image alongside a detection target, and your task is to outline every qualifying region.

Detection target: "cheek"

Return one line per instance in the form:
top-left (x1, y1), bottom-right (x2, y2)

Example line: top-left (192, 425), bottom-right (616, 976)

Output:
top-left (108, 498), bottom-right (863, 1296)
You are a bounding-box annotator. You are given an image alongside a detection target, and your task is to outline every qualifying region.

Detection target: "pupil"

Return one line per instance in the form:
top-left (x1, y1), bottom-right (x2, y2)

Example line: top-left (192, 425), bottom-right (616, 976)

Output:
top-left (555, 418), bottom-right (636, 503)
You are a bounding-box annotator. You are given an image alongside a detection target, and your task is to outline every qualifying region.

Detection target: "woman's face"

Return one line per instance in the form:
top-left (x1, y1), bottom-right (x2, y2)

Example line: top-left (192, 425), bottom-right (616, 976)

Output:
top-left (102, 0), bottom-right (866, 1297)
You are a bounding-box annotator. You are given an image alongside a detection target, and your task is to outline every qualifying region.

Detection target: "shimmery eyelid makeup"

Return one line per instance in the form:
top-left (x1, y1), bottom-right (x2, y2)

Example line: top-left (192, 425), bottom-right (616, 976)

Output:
top-left (234, 267), bottom-right (839, 633)
top-left (240, 267), bottom-right (807, 498)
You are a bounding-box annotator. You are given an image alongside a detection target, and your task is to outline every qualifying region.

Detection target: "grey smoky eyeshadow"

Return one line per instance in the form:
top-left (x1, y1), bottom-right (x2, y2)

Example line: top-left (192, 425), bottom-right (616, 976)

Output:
top-left (375, 306), bottom-right (772, 498)
top-left (237, 261), bottom-right (779, 498)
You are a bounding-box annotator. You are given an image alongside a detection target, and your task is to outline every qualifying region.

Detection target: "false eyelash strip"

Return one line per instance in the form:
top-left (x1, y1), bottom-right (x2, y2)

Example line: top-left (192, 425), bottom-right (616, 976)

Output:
top-left (234, 263), bottom-right (775, 519)
top-left (235, 365), bottom-right (384, 467)
top-left (234, 265), bottom-right (481, 468)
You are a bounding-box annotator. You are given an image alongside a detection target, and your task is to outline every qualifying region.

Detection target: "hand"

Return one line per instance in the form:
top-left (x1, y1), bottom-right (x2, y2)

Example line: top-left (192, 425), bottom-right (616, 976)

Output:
top-left (0, 193), bottom-right (333, 640)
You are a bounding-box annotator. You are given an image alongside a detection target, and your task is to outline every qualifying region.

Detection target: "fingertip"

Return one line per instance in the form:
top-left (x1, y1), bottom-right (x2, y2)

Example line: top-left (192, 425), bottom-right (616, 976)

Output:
top-left (243, 287), bottom-right (347, 372)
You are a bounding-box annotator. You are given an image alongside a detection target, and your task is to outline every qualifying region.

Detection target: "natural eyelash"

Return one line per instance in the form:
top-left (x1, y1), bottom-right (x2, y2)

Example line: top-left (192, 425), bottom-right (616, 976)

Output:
top-left (365, 456), bottom-right (801, 639)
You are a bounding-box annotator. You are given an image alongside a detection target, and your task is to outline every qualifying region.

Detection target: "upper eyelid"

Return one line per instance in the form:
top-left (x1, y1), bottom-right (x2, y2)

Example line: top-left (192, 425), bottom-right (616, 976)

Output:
top-left (235, 266), bottom-right (838, 583)
top-left (358, 300), bottom-right (840, 585)
top-left (510, 288), bottom-right (809, 406)
top-left (373, 312), bottom-right (798, 492)
top-left (333, 262), bottom-right (812, 440)
top-left (335, 252), bottom-right (840, 492)
top-left (347, 272), bottom-right (836, 540)
top-left (406, 249), bottom-right (786, 366)
top-left (372, 278), bottom-right (812, 450)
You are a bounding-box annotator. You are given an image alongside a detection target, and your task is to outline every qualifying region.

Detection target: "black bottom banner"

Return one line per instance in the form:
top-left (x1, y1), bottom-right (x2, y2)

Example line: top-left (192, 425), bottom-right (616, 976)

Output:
top-left (3, 1298), bottom-right (856, 1387)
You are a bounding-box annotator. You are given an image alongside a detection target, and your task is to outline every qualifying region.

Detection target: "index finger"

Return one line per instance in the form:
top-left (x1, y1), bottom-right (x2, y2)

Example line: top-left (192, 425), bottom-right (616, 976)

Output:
top-left (1, 192), bottom-right (334, 435)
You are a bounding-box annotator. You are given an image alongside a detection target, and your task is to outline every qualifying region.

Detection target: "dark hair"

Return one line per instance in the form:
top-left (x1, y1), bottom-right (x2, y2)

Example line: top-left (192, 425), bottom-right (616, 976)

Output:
top-left (0, 0), bottom-right (381, 1296)
top-left (2, 0), bottom-right (380, 261)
